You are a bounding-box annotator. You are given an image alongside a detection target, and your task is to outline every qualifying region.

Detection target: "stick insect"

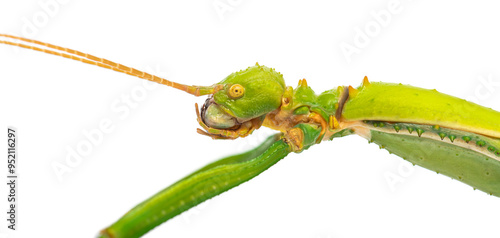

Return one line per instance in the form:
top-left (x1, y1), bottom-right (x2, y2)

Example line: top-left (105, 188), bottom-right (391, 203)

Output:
top-left (1, 34), bottom-right (499, 238)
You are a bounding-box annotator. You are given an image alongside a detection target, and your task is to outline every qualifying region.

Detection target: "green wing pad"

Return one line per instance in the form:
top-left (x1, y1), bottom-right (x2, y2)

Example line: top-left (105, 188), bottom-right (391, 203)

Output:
top-left (370, 130), bottom-right (500, 197)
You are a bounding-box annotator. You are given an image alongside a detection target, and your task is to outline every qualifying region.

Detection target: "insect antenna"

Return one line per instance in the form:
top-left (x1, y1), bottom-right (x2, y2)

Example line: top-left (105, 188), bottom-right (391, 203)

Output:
top-left (0, 34), bottom-right (219, 96)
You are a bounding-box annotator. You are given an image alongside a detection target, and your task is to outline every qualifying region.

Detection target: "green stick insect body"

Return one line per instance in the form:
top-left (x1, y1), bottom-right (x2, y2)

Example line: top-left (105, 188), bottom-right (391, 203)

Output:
top-left (1, 34), bottom-right (499, 237)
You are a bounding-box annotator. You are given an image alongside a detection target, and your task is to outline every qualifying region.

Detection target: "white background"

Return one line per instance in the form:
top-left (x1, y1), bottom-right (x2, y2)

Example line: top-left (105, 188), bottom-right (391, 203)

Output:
top-left (1, 1), bottom-right (500, 238)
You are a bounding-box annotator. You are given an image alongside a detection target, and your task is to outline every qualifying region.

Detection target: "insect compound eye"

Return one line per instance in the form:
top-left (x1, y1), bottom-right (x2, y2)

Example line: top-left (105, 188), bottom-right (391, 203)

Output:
top-left (228, 84), bottom-right (245, 99)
